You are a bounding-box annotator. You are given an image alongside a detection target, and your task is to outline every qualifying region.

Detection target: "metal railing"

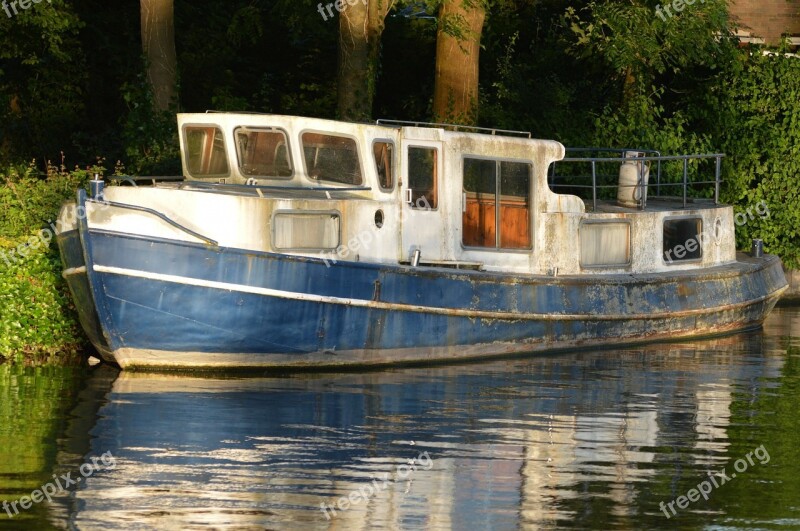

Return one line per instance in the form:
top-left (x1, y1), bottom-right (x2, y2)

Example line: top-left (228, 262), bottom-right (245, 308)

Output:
top-left (86, 197), bottom-right (218, 246)
top-left (109, 175), bottom-right (184, 186)
top-left (549, 148), bottom-right (725, 211)
top-left (376, 119), bottom-right (532, 138)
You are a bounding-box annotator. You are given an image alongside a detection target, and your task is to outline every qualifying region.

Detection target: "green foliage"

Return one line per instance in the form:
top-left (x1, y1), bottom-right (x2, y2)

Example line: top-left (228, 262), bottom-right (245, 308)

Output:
top-left (0, 238), bottom-right (85, 364)
top-left (480, 0), bottom-right (602, 140)
top-left (120, 74), bottom-right (181, 175)
top-left (588, 89), bottom-right (714, 156)
top-left (564, 0), bottom-right (733, 100)
top-left (560, 0), bottom-right (735, 151)
top-left (179, 0), bottom-right (339, 118)
top-left (0, 165), bottom-right (92, 363)
top-left (516, 1), bottom-right (799, 267)
top-left (0, 0), bottom-right (87, 162)
top-left (0, 162), bottom-right (100, 239)
top-left (709, 50), bottom-right (800, 267)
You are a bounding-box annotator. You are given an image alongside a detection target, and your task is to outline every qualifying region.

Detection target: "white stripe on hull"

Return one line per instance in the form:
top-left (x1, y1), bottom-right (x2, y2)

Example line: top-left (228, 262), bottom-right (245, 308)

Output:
top-left (93, 264), bottom-right (787, 322)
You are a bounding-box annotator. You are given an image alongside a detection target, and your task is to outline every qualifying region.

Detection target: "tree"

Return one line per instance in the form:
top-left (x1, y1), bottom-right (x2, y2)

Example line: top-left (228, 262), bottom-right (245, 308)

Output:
top-left (337, 0), bottom-right (396, 121)
top-left (565, 0), bottom-right (732, 108)
top-left (432, 0), bottom-right (486, 125)
top-left (0, 1), bottom-right (86, 162)
top-left (140, 0), bottom-right (178, 112)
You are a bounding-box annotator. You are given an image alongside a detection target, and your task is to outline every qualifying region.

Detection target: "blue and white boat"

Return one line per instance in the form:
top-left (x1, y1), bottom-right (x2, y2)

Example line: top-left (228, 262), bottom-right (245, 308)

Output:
top-left (55, 113), bottom-right (788, 370)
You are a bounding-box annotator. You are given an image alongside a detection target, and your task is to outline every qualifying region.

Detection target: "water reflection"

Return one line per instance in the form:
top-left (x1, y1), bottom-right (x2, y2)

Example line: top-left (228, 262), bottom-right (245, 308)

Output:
top-left (0, 364), bottom-right (115, 530)
top-left (1, 307), bottom-right (798, 530)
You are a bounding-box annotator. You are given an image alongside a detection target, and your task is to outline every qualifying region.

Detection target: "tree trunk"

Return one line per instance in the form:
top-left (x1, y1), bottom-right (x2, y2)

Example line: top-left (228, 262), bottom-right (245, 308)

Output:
top-left (140, 0), bottom-right (178, 112)
top-left (433, 0), bottom-right (486, 125)
top-left (337, 0), bottom-right (393, 122)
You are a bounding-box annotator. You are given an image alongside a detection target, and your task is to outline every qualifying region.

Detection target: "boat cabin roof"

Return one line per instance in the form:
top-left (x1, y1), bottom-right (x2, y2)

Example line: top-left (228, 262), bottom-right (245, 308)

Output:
top-left (176, 112), bottom-right (565, 194)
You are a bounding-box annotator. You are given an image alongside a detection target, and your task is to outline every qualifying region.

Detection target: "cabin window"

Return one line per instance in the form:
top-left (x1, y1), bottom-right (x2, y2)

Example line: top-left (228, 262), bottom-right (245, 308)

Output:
top-left (408, 147), bottom-right (438, 209)
top-left (184, 126), bottom-right (230, 177)
top-left (272, 212), bottom-right (340, 251)
top-left (462, 157), bottom-right (531, 249)
top-left (373, 141), bottom-right (394, 191)
top-left (235, 127), bottom-right (293, 179)
top-left (580, 221), bottom-right (631, 268)
top-left (663, 217), bottom-right (703, 263)
top-left (301, 132), bottom-right (363, 186)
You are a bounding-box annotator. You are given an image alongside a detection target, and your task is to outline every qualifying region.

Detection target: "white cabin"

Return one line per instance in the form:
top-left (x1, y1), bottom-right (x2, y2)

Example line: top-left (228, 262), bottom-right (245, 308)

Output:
top-left (90, 112), bottom-right (736, 276)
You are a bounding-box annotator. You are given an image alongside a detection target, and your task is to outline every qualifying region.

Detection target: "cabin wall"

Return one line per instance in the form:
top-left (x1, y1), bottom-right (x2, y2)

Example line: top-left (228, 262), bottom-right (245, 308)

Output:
top-left (535, 207), bottom-right (736, 275)
top-left (89, 187), bottom-right (405, 267)
top-left (440, 133), bottom-right (566, 273)
top-left (91, 187), bottom-right (272, 250)
top-left (273, 197), bottom-right (401, 265)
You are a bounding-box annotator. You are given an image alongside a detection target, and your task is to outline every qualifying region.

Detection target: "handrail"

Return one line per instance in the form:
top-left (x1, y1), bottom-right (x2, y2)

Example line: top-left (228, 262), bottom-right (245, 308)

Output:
top-left (564, 147), bottom-right (662, 155)
top-left (557, 148), bottom-right (665, 200)
top-left (86, 198), bottom-right (218, 246)
top-left (550, 152), bottom-right (725, 211)
top-left (108, 175), bottom-right (371, 195)
top-left (109, 175), bottom-right (184, 186)
top-left (176, 181), bottom-right (372, 194)
top-left (376, 119), bottom-right (532, 138)
top-left (559, 154), bottom-right (724, 162)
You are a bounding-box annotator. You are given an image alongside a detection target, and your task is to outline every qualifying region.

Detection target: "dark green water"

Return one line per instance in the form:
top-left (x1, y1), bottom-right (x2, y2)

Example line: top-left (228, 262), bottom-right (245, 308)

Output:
top-left (1, 306), bottom-right (798, 530)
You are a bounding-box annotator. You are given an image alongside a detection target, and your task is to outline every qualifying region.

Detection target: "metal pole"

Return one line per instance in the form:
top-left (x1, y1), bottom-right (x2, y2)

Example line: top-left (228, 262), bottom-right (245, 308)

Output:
top-left (682, 158), bottom-right (688, 209)
top-left (714, 156), bottom-right (721, 205)
top-left (656, 152), bottom-right (662, 198)
top-left (591, 160), bottom-right (597, 211)
top-left (639, 159), bottom-right (647, 211)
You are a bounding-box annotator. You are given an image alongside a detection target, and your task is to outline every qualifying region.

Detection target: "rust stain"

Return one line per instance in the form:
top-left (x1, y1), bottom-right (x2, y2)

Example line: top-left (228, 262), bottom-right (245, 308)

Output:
top-left (677, 283), bottom-right (695, 298)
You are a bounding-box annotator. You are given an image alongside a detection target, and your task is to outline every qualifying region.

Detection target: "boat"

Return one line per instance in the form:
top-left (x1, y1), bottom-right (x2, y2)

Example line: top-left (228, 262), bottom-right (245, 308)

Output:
top-left (54, 112), bottom-right (789, 370)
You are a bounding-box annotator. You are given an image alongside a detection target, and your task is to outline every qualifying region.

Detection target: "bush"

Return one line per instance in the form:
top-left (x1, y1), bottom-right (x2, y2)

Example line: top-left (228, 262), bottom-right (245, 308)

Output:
top-left (0, 163), bottom-right (97, 364)
top-left (710, 50), bottom-right (800, 268)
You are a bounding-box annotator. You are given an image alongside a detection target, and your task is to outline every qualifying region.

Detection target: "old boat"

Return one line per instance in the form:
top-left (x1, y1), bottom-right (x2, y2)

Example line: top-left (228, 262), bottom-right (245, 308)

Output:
top-left (55, 113), bottom-right (788, 370)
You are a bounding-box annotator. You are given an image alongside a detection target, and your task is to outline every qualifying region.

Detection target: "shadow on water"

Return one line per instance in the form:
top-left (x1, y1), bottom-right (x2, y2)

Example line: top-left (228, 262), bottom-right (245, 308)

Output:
top-left (0, 306), bottom-right (798, 530)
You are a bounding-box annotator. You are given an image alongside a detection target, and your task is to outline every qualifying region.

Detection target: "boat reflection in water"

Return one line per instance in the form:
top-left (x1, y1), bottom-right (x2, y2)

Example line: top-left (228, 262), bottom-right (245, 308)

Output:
top-left (44, 318), bottom-right (796, 531)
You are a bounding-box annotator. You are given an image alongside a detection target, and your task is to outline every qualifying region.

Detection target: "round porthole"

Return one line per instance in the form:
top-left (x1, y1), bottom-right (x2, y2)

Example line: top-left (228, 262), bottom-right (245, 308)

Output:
top-left (374, 209), bottom-right (384, 228)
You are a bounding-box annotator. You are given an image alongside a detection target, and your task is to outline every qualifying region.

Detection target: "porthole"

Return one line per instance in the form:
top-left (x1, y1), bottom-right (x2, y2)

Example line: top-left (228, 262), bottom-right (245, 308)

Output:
top-left (663, 217), bottom-right (703, 263)
top-left (374, 209), bottom-right (384, 228)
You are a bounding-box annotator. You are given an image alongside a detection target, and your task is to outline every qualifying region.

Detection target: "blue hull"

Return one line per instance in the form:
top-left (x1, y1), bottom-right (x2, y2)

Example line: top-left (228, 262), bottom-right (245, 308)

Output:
top-left (56, 217), bottom-right (788, 370)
